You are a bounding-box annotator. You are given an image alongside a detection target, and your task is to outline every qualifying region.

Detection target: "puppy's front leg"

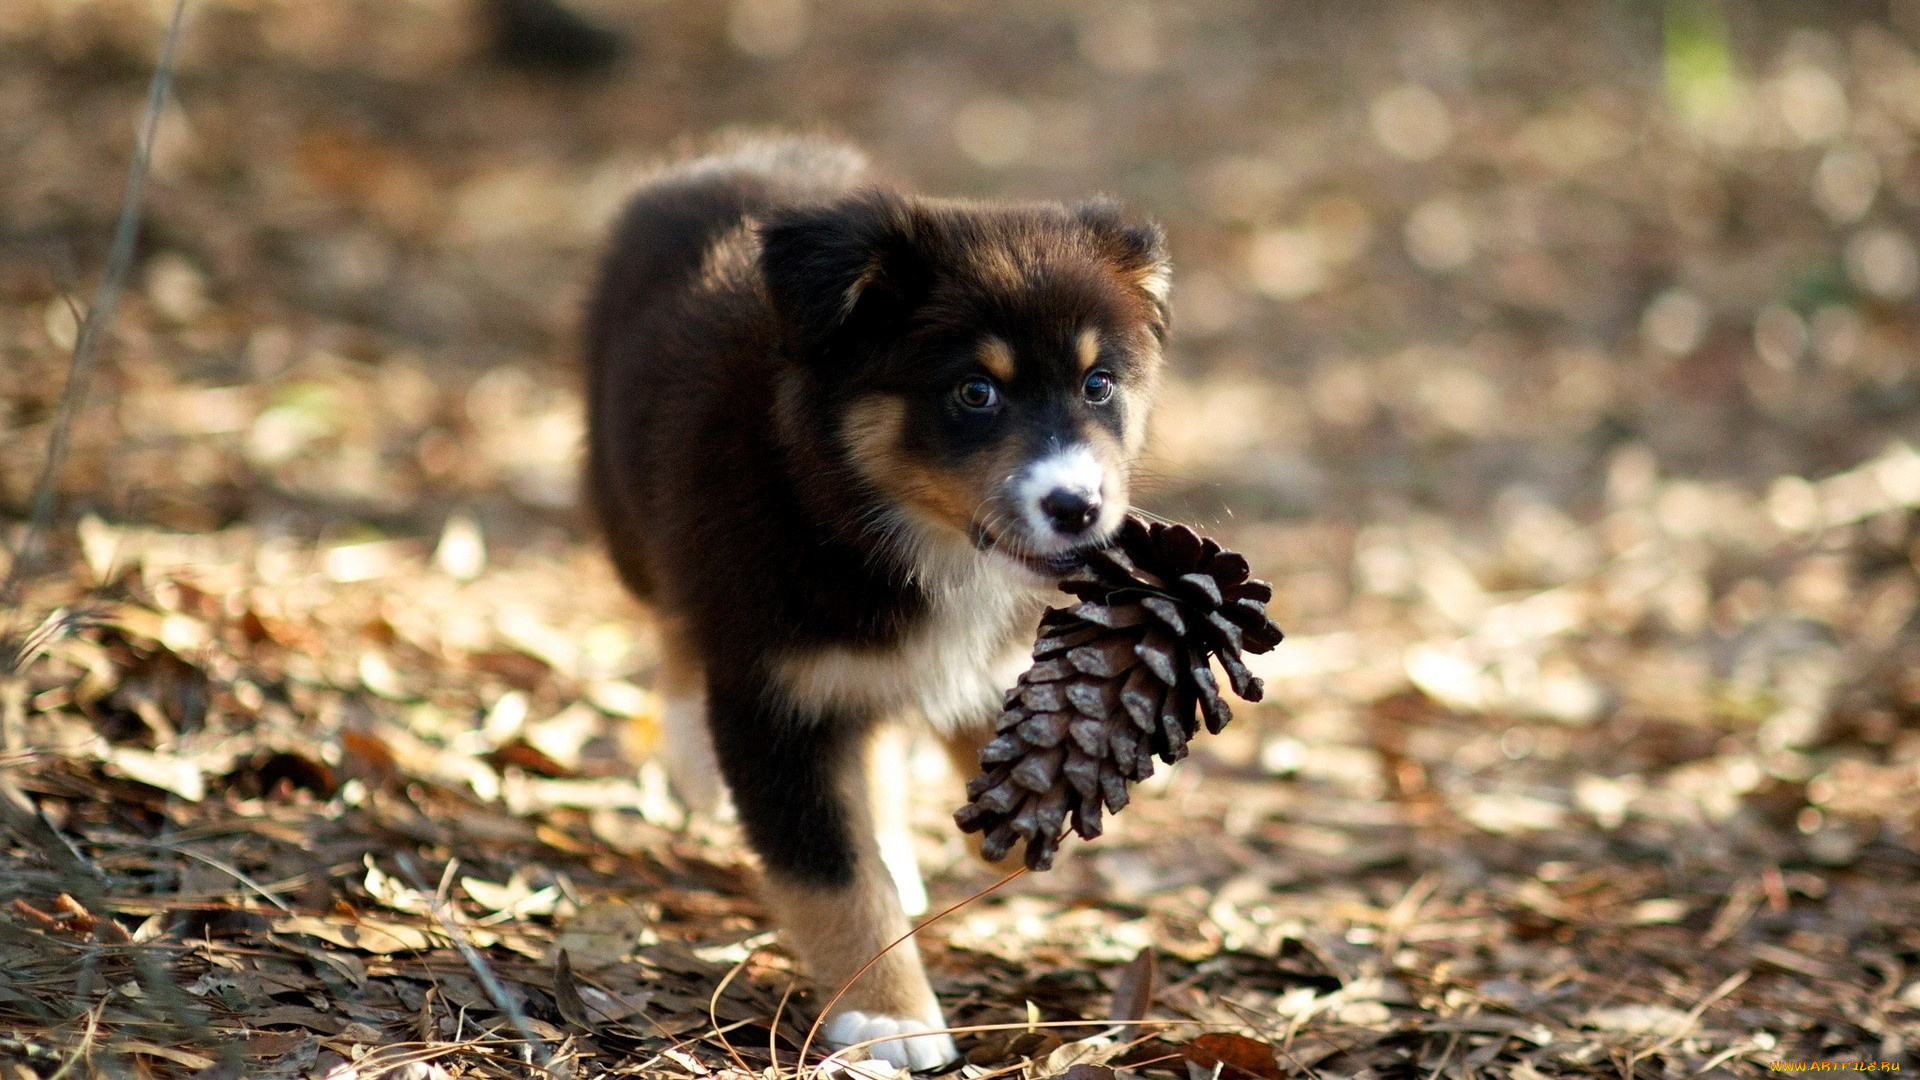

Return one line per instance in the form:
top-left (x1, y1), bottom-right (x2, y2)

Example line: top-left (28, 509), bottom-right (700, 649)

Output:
top-left (706, 678), bottom-right (956, 1071)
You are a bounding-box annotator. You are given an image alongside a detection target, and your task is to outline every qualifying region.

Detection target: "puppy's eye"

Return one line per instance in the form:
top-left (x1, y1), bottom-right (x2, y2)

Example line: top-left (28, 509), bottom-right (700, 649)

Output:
top-left (956, 376), bottom-right (999, 410)
top-left (1083, 369), bottom-right (1116, 404)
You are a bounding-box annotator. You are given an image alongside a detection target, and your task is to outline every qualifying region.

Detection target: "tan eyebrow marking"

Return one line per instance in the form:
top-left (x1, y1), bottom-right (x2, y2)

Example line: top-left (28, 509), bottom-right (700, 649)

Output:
top-left (978, 336), bottom-right (1016, 382)
top-left (1076, 328), bottom-right (1101, 373)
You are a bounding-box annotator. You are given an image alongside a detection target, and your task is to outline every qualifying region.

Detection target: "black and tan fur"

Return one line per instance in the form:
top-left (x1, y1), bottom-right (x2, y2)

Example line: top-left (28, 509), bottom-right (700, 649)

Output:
top-left (584, 135), bottom-right (1168, 1069)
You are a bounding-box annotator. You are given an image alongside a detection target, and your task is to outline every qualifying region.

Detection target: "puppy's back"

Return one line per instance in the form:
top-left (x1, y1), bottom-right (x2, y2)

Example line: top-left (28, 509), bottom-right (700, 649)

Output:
top-left (584, 137), bottom-right (867, 601)
top-left (586, 137), bottom-right (868, 341)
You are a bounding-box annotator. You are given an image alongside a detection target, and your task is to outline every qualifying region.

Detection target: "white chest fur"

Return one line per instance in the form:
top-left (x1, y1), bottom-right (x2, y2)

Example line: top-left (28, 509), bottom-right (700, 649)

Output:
top-left (769, 567), bottom-right (1042, 733)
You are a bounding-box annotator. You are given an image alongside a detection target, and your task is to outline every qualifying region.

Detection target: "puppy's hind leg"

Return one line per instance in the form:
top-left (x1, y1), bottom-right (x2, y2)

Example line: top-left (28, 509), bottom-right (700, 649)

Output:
top-left (868, 725), bottom-right (929, 917)
top-left (655, 628), bottom-right (732, 819)
top-left (707, 679), bottom-right (956, 1071)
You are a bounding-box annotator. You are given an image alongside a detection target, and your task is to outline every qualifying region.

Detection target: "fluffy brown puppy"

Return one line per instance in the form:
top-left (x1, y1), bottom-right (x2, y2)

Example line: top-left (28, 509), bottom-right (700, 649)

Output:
top-left (584, 136), bottom-right (1169, 1070)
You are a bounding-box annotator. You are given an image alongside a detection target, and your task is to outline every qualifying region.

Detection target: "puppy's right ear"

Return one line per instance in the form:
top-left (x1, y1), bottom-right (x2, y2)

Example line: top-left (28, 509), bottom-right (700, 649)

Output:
top-left (758, 189), bottom-right (932, 359)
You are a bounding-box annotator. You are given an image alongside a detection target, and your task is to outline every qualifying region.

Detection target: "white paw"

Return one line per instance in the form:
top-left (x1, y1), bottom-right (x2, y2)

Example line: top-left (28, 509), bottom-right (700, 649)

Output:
top-left (822, 1010), bottom-right (958, 1072)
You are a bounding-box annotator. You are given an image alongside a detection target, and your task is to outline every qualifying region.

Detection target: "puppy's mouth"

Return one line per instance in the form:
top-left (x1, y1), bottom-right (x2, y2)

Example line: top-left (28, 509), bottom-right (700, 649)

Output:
top-left (968, 523), bottom-right (1096, 579)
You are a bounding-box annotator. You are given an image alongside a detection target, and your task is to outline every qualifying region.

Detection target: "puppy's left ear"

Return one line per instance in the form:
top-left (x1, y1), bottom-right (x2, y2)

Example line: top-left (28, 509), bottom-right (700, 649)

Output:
top-left (759, 189), bottom-right (934, 361)
top-left (1075, 199), bottom-right (1171, 329)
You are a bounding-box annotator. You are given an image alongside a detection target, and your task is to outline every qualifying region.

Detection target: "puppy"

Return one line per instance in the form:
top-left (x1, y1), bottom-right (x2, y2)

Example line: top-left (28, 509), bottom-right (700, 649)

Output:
top-left (583, 136), bottom-right (1169, 1070)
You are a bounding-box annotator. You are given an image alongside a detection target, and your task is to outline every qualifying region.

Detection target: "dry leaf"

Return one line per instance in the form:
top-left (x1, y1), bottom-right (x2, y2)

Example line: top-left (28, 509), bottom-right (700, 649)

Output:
top-left (552, 899), bottom-right (658, 969)
top-left (1110, 946), bottom-right (1157, 1022)
top-left (1182, 1032), bottom-right (1287, 1080)
top-left (273, 915), bottom-right (445, 954)
top-left (103, 746), bottom-right (205, 801)
top-left (1581, 1004), bottom-right (1691, 1038)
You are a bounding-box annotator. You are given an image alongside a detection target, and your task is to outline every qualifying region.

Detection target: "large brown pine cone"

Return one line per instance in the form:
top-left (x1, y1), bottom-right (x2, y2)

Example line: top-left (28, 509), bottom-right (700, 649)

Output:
top-left (955, 514), bottom-right (1285, 870)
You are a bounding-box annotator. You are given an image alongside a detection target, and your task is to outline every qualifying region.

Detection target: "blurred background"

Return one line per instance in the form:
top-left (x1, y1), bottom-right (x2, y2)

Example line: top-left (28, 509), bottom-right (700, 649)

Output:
top-left (2, 0), bottom-right (1918, 1074)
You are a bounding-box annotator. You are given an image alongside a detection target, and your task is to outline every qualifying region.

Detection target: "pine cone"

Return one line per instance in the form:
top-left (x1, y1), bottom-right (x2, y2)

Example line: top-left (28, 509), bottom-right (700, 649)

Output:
top-left (955, 514), bottom-right (1285, 870)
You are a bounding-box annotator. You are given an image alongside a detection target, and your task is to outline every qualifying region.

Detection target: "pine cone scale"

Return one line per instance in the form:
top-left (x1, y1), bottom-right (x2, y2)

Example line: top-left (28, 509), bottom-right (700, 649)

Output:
top-left (1119, 667), bottom-right (1162, 730)
top-left (1140, 596), bottom-right (1187, 636)
top-left (1068, 637), bottom-right (1141, 677)
top-left (1136, 628), bottom-right (1181, 683)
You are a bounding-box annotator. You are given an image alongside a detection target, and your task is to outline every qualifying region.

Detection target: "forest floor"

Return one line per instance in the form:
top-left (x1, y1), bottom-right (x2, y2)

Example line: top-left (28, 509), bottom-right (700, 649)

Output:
top-left (1, 1), bottom-right (1917, 1077)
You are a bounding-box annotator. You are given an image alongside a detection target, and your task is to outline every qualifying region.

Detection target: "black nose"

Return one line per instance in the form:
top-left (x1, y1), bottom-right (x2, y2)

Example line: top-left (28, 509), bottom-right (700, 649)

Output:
top-left (1039, 488), bottom-right (1100, 534)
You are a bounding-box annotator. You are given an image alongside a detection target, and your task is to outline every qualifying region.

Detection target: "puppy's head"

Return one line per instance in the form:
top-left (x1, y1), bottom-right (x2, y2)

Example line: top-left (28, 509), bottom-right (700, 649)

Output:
top-left (760, 190), bottom-right (1169, 581)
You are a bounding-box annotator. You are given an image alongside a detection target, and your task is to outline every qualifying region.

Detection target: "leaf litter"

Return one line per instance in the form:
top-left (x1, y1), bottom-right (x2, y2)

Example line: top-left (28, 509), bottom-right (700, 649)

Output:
top-left (2, 1), bottom-right (1920, 1077)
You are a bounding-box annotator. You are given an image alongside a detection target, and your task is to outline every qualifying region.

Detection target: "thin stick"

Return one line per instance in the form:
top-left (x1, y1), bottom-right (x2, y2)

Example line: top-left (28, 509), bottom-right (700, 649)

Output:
top-left (45, 1002), bottom-right (101, 1080)
top-left (394, 853), bottom-right (555, 1072)
top-left (769, 970), bottom-right (798, 1074)
top-left (798, 866), bottom-right (1027, 1075)
top-left (0, 0), bottom-right (188, 605)
top-left (0, 775), bottom-right (104, 886)
top-left (705, 948), bottom-right (756, 1076)
top-left (622, 1018), bottom-right (759, 1076)
top-left (5, 607), bottom-right (81, 676)
top-left (108, 838), bottom-right (293, 913)
top-left (1629, 968), bottom-right (1749, 1070)
top-left (948, 1030), bottom-right (1167, 1080)
top-left (809, 1014), bottom-right (1187, 1076)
